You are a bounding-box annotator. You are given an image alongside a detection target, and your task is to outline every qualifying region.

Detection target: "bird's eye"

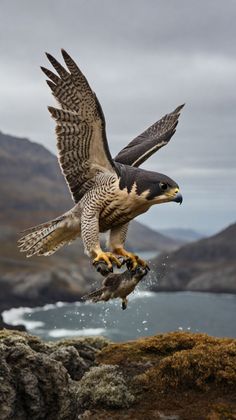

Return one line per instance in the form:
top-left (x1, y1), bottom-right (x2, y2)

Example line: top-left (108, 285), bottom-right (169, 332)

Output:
top-left (160, 182), bottom-right (168, 191)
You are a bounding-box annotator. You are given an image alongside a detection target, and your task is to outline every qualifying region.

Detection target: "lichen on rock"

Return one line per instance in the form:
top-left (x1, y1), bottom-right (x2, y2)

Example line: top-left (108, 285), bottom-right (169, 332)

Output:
top-left (0, 329), bottom-right (236, 419)
top-left (0, 329), bottom-right (108, 420)
top-left (77, 364), bottom-right (135, 408)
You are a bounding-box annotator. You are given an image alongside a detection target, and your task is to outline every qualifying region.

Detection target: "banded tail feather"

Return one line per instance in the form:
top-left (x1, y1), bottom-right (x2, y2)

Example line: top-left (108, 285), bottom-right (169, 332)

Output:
top-left (82, 288), bottom-right (106, 303)
top-left (18, 212), bottom-right (81, 257)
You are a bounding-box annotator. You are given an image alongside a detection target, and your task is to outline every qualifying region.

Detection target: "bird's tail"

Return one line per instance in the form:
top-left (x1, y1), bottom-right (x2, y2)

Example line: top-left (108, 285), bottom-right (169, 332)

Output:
top-left (18, 210), bottom-right (81, 258)
top-left (82, 288), bottom-right (105, 303)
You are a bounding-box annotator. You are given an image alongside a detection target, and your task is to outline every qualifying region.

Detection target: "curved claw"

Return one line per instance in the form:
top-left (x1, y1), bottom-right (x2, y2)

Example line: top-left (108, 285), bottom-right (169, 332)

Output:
top-left (113, 247), bottom-right (150, 272)
top-left (125, 255), bottom-right (150, 273)
top-left (93, 251), bottom-right (122, 273)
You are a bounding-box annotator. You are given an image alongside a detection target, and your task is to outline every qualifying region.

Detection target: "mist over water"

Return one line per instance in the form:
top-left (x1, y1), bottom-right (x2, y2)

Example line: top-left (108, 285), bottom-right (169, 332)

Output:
top-left (3, 291), bottom-right (236, 342)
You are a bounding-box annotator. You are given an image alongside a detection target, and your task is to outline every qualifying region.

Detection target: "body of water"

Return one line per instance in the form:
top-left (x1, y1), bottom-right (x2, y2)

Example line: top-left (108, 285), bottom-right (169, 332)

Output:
top-left (3, 291), bottom-right (236, 341)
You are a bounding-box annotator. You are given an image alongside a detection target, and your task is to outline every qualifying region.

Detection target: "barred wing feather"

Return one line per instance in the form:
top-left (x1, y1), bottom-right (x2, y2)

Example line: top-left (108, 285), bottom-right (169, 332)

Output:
top-left (42, 49), bottom-right (117, 203)
top-left (115, 104), bottom-right (184, 167)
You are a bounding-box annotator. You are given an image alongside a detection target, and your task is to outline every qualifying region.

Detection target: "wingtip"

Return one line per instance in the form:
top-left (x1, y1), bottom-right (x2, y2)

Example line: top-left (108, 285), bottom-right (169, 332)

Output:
top-left (173, 103), bottom-right (185, 117)
top-left (45, 51), bottom-right (57, 65)
top-left (40, 65), bottom-right (47, 74)
top-left (61, 48), bottom-right (70, 59)
top-left (175, 103), bottom-right (185, 113)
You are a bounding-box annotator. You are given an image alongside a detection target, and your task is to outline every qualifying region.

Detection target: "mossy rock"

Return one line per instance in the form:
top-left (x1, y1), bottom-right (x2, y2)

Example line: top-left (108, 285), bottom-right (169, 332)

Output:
top-left (0, 329), bottom-right (236, 419)
top-left (96, 332), bottom-right (236, 419)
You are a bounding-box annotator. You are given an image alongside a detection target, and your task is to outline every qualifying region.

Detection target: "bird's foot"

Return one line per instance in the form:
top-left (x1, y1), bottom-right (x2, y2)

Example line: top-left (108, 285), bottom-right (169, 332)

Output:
top-left (114, 248), bottom-right (150, 272)
top-left (93, 251), bottom-right (122, 275)
top-left (126, 254), bottom-right (150, 272)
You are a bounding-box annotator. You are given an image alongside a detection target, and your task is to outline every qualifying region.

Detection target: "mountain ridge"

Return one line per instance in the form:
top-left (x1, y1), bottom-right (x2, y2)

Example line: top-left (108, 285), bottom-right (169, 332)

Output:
top-left (151, 222), bottom-right (236, 293)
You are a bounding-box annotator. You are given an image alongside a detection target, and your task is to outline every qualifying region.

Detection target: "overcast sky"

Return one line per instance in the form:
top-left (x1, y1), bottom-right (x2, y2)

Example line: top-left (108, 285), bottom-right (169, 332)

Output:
top-left (1, 0), bottom-right (235, 234)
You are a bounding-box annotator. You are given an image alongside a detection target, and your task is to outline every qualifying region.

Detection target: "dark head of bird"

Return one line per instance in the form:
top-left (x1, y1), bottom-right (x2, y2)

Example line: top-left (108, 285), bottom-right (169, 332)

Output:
top-left (145, 171), bottom-right (183, 204)
top-left (117, 163), bottom-right (183, 205)
top-left (131, 167), bottom-right (183, 205)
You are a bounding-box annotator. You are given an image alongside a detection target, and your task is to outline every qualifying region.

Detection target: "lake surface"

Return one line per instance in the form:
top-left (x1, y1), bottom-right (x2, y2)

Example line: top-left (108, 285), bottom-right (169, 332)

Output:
top-left (3, 291), bottom-right (236, 341)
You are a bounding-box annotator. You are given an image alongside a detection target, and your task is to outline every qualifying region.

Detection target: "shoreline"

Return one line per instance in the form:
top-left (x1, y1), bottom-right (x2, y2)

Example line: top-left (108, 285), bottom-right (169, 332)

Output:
top-left (2, 291), bottom-right (235, 341)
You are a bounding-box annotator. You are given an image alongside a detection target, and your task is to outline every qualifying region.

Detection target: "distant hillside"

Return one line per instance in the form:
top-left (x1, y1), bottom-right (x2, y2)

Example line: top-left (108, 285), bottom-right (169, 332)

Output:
top-left (158, 228), bottom-right (204, 243)
top-left (0, 131), bottom-right (71, 228)
top-left (127, 221), bottom-right (180, 252)
top-left (151, 223), bottom-right (236, 293)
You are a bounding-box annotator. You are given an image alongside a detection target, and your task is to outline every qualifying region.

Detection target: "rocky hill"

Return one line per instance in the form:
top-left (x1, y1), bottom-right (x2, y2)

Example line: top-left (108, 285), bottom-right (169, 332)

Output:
top-left (151, 222), bottom-right (236, 293)
top-left (0, 131), bottom-right (70, 228)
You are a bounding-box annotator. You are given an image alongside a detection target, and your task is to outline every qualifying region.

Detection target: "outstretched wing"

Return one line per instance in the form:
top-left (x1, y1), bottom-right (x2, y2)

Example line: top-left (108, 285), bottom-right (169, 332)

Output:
top-left (41, 49), bottom-right (117, 203)
top-left (114, 104), bottom-right (184, 167)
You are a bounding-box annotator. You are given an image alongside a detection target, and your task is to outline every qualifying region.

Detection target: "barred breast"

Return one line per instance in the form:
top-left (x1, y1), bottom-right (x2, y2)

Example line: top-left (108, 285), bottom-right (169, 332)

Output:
top-left (99, 179), bottom-right (151, 231)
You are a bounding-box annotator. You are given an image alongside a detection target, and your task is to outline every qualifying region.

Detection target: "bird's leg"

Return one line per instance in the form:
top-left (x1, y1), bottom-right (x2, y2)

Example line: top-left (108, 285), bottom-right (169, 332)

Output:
top-left (109, 224), bottom-right (149, 272)
top-left (81, 204), bottom-right (121, 275)
top-left (121, 297), bottom-right (128, 310)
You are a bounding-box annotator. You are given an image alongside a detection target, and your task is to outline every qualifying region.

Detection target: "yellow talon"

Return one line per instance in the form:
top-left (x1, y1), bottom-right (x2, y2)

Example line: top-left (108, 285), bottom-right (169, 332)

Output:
top-left (93, 251), bottom-right (122, 270)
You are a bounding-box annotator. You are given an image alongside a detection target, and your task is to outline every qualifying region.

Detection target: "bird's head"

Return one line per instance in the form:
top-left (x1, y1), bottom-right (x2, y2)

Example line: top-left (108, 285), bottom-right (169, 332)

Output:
top-left (145, 172), bottom-right (183, 205)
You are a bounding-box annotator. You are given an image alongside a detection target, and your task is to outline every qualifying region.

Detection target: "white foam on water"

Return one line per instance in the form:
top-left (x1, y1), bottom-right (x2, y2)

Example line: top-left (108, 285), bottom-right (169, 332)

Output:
top-left (20, 320), bottom-right (45, 329)
top-left (130, 290), bottom-right (155, 299)
top-left (2, 301), bottom-right (74, 330)
top-left (2, 306), bottom-right (45, 329)
top-left (48, 327), bottom-right (106, 338)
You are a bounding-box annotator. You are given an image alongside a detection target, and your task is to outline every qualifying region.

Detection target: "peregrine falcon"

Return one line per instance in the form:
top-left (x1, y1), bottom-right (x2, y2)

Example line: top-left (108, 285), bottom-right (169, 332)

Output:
top-left (18, 50), bottom-right (183, 273)
top-left (83, 266), bottom-right (149, 310)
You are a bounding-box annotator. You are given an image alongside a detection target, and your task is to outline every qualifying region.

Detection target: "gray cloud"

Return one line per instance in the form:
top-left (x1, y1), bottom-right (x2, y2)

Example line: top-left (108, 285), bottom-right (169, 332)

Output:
top-left (0, 0), bottom-right (235, 233)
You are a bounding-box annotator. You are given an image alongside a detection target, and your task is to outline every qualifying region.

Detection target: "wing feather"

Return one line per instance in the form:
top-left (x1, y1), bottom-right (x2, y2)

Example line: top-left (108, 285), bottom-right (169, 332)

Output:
top-left (115, 104), bottom-right (184, 167)
top-left (42, 49), bottom-right (117, 202)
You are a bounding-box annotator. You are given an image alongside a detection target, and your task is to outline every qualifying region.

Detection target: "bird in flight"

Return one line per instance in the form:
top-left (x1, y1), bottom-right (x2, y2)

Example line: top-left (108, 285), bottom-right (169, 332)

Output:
top-left (83, 266), bottom-right (149, 310)
top-left (18, 50), bottom-right (183, 273)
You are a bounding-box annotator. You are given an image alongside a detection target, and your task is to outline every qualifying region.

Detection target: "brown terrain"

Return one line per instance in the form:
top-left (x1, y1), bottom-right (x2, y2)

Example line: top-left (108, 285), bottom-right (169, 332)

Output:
top-left (0, 329), bottom-right (235, 420)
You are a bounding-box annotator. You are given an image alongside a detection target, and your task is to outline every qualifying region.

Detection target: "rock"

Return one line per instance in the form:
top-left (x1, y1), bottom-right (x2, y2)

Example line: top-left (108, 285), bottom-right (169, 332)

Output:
top-left (77, 365), bottom-right (135, 408)
top-left (0, 335), bottom-right (77, 419)
top-left (0, 314), bottom-right (26, 332)
top-left (0, 330), bottom-right (235, 419)
top-left (0, 266), bottom-right (98, 311)
top-left (96, 331), bottom-right (236, 419)
top-left (0, 330), bottom-right (108, 420)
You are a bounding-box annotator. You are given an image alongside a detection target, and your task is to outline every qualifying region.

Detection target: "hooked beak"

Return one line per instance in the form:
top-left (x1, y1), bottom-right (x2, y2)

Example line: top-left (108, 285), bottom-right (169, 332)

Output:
top-left (173, 192), bottom-right (183, 205)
